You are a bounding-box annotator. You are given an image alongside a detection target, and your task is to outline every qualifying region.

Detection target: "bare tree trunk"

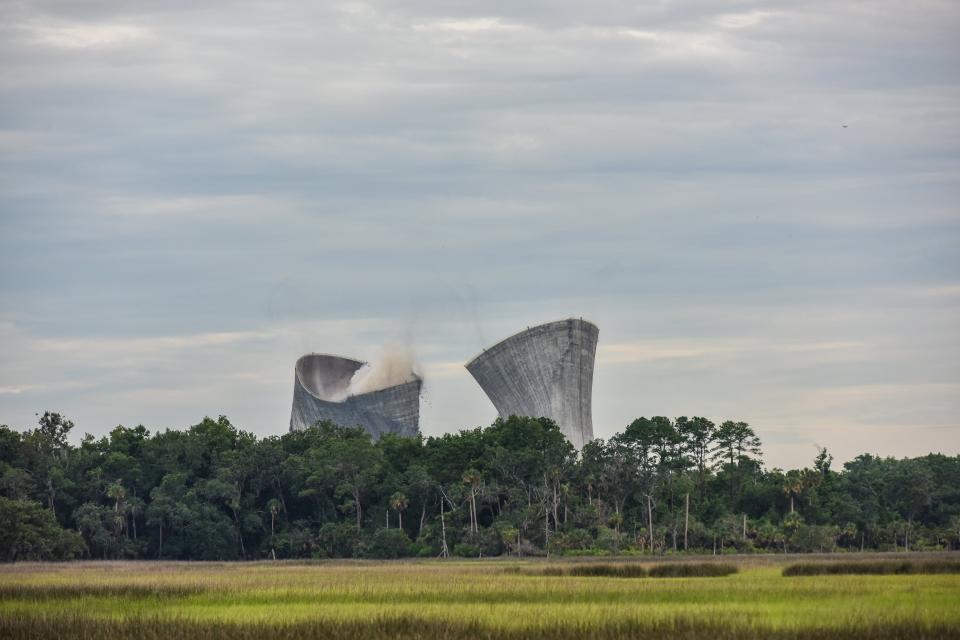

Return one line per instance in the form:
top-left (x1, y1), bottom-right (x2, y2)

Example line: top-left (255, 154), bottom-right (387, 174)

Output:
top-left (646, 494), bottom-right (654, 554)
top-left (158, 523), bottom-right (163, 559)
top-left (233, 510), bottom-right (246, 559)
top-left (419, 504), bottom-right (426, 536)
top-left (439, 497), bottom-right (449, 558)
top-left (544, 505), bottom-right (550, 558)
top-left (47, 480), bottom-right (56, 518)
top-left (743, 513), bottom-right (747, 541)
top-left (552, 483), bottom-right (559, 530)
top-left (684, 493), bottom-right (689, 552)
top-left (273, 480), bottom-right (288, 516)
top-left (471, 490), bottom-right (478, 533)
top-left (271, 512), bottom-right (276, 561)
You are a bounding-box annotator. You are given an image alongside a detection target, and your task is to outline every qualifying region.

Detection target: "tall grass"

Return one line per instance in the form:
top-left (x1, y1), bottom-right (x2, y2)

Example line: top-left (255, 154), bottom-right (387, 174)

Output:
top-left (783, 560), bottom-right (960, 576)
top-left (519, 562), bottom-right (737, 578)
top-left (531, 563), bottom-right (650, 577)
top-left (648, 563), bottom-right (738, 578)
top-left (1, 559), bottom-right (958, 639)
top-left (0, 616), bottom-right (956, 640)
top-left (0, 584), bottom-right (204, 601)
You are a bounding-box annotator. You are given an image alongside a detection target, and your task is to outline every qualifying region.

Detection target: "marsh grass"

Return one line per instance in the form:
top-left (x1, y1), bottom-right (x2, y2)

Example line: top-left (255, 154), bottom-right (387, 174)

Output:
top-left (783, 560), bottom-right (960, 576)
top-left (517, 562), bottom-right (736, 578)
top-left (1, 616), bottom-right (957, 640)
top-left (648, 563), bottom-right (738, 578)
top-left (1, 559), bottom-right (958, 639)
top-left (0, 584), bottom-right (204, 601)
top-left (530, 563), bottom-right (649, 577)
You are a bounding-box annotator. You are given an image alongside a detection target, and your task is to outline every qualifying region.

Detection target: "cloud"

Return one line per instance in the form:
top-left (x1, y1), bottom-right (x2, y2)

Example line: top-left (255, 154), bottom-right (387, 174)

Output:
top-left (411, 18), bottom-right (527, 33)
top-left (716, 11), bottom-right (780, 30)
top-left (0, 0), bottom-right (957, 465)
top-left (0, 385), bottom-right (36, 395)
top-left (25, 22), bottom-right (149, 49)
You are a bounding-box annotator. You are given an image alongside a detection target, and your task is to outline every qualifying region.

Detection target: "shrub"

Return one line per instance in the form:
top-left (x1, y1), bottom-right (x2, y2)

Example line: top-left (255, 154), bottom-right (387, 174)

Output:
top-left (452, 543), bottom-right (480, 558)
top-left (520, 563), bottom-right (647, 578)
top-left (783, 560), bottom-right (960, 576)
top-left (550, 529), bottom-right (593, 553)
top-left (316, 523), bottom-right (361, 558)
top-left (594, 527), bottom-right (625, 554)
top-left (568, 563), bottom-right (648, 578)
top-left (363, 528), bottom-right (412, 559)
top-left (648, 563), bottom-right (738, 578)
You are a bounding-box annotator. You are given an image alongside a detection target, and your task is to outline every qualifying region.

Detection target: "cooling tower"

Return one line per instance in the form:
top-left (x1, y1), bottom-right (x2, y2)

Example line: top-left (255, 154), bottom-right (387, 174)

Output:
top-left (289, 354), bottom-right (422, 439)
top-left (466, 318), bottom-right (598, 449)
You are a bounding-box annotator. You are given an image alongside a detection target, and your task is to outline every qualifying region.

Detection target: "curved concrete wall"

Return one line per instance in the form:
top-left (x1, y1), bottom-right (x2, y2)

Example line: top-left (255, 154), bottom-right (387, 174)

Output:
top-left (290, 354), bottom-right (421, 439)
top-left (465, 318), bottom-right (598, 449)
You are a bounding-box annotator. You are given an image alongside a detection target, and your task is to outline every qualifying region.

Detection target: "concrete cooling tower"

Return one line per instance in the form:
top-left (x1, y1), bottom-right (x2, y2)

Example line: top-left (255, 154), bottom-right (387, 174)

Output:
top-left (466, 318), bottom-right (598, 449)
top-left (290, 354), bottom-right (422, 439)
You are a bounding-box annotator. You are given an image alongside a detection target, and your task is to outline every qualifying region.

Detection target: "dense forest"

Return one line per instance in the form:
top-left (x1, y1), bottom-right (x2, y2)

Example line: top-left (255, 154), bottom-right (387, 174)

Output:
top-left (1, 411), bottom-right (959, 561)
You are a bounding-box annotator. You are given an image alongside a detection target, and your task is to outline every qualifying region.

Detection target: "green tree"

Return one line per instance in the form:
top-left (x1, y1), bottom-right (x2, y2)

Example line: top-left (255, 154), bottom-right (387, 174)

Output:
top-left (0, 497), bottom-right (85, 561)
top-left (712, 421), bottom-right (762, 504)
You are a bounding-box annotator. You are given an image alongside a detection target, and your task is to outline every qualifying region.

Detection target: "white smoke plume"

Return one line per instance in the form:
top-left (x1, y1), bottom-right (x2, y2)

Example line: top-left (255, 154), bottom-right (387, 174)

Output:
top-left (347, 344), bottom-right (419, 396)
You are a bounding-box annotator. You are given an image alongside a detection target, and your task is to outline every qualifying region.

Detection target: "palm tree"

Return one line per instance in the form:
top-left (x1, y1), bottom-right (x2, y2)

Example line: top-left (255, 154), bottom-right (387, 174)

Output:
top-left (267, 499), bottom-right (282, 560)
top-left (390, 492), bottom-right (409, 530)
top-left (782, 470), bottom-right (803, 514)
top-left (462, 469), bottom-right (482, 533)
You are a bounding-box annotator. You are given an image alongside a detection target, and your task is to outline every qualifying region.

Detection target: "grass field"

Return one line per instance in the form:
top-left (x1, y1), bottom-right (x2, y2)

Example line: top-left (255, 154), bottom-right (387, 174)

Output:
top-left (2, 554), bottom-right (959, 639)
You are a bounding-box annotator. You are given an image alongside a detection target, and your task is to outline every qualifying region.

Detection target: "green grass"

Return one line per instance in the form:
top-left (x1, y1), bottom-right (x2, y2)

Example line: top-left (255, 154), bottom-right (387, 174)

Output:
top-left (1, 555), bottom-right (959, 639)
top-left (783, 559), bottom-right (960, 576)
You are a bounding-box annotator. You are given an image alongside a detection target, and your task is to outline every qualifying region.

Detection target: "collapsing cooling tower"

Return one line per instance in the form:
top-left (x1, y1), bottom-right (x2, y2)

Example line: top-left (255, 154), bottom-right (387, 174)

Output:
top-left (289, 354), bottom-right (422, 439)
top-left (465, 318), bottom-right (599, 449)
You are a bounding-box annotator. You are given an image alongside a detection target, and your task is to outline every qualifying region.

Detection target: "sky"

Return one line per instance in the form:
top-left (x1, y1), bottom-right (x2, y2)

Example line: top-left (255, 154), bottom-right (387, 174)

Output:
top-left (1, 0), bottom-right (958, 469)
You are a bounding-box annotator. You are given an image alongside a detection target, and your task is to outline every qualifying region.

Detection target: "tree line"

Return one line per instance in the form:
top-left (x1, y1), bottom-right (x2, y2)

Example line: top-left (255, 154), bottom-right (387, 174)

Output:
top-left (1, 411), bottom-right (958, 561)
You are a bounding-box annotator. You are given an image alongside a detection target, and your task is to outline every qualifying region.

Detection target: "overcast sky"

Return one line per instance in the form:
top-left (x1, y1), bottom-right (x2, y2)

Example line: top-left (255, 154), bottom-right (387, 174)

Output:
top-left (1, 0), bottom-right (958, 469)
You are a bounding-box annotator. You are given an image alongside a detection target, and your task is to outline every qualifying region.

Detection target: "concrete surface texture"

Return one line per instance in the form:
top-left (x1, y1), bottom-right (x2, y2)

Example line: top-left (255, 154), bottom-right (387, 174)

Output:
top-left (289, 354), bottom-right (421, 438)
top-left (465, 318), bottom-right (599, 449)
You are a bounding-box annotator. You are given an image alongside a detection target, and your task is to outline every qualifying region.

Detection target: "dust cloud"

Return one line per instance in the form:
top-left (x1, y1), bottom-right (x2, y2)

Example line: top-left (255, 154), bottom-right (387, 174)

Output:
top-left (347, 345), bottom-right (419, 396)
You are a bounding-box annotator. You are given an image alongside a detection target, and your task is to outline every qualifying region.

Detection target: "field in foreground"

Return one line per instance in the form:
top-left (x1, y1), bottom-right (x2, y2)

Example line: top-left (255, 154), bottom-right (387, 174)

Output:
top-left (2, 555), bottom-right (959, 639)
